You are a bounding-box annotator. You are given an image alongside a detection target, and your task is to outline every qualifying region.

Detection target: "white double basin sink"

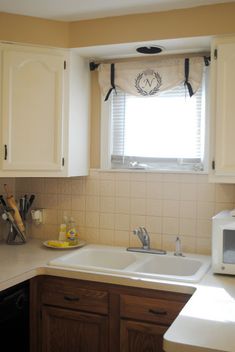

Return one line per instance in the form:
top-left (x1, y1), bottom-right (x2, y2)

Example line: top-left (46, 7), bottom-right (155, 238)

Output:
top-left (48, 244), bottom-right (211, 283)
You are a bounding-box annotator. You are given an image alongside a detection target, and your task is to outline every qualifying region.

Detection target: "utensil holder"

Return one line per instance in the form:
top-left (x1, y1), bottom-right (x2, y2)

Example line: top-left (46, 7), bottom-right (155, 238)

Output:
top-left (6, 221), bottom-right (27, 245)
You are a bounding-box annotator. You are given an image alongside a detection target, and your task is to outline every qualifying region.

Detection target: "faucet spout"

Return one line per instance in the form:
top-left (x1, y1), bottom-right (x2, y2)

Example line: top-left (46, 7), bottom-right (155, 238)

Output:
top-left (133, 227), bottom-right (150, 249)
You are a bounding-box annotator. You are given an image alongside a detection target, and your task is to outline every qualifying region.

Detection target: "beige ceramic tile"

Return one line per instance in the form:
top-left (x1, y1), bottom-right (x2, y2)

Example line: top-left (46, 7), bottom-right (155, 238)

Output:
top-left (130, 215), bottom-right (146, 229)
top-left (146, 182), bottom-right (163, 199)
top-left (197, 202), bottom-right (215, 219)
top-left (114, 172), bottom-right (130, 181)
top-left (43, 209), bottom-right (58, 225)
top-left (179, 218), bottom-right (196, 236)
top-left (215, 184), bottom-right (235, 203)
top-left (71, 195), bottom-right (86, 211)
top-left (180, 201), bottom-right (197, 219)
top-left (116, 181), bottom-right (130, 197)
top-left (149, 233), bottom-right (162, 249)
top-left (71, 178), bottom-right (85, 195)
top-left (196, 174), bottom-right (209, 183)
top-left (85, 227), bottom-right (100, 243)
top-left (41, 194), bottom-right (58, 209)
top-left (162, 234), bottom-right (178, 252)
top-left (57, 179), bottom-right (72, 195)
top-left (71, 211), bottom-right (86, 228)
top-left (196, 237), bottom-right (211, 255)
top-left (214, 202), bottom-right (234, 214)
top-left (85, 180), bottom-right (100, 196)
top-left (196, 219), bottom-right (212, 238)
top-left (130, 181), bottom-right (146, 198)
top-left (99, 229), bottom-right (114, 245)
top-left (99, 171), bottom-right (115, 180)
top-left (179, 236), bottom-right (196, 253)
top-left (57, 194), bottom-right (72, 210)
top-left (44, 178), bottom-right (57, 194)
top-left (99, 213), bottom-right (115, 229)
top-left (130, 198), bottom-right (146, 215)
top-left (196, 183), bottom-right (215, 202)
top-left (115, 214), bottom-right (130, 231)
top-left (146, 199), bottom-right (162, 216)
top-left (85, 212), bottom-right (100, 228)
top-left (114, 230), bottom-right (130, 247)
top-left (163, 182), bottom-right (180, 200)
top-left (163, 200), bottom-right (180, 218)
top-left (146, 173), bottom-right (163, 183)
top-left (100, 196), bottom-right (115, 213)
top-left (180, 183), bottom-right (197, 201)
top-left (146, 216), bottom-right (162, 233)
top-left (163, 173), bottom-right (181, 183)
top-left (100, 180), bottom-right (115, 197)
top-left (162, 217), bottom-right (179, 235)
top-left (130, 172), bottom-right (146, 182)
top-left (115, 197), bottom-right (130, 214)
top-left (86, 196), bottom-right (100, 212)
top-left (179, 174), bottom-right (197, 183)
top-left (43, 224), bottom-right (58, 240)
top-left (30, 178), bottom-right (45, 194)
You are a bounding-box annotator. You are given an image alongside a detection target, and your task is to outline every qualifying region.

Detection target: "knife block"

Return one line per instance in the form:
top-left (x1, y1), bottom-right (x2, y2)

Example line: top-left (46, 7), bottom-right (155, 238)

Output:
top-left (6, 222), bottom-right (26, 245)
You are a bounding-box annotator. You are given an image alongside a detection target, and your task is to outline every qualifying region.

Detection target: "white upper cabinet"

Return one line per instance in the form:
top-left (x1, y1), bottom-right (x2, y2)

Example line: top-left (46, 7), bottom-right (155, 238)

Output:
top-left (0, 44), bottom-right (90, 177)
top-left (209, 37), bottom-right (235, 183)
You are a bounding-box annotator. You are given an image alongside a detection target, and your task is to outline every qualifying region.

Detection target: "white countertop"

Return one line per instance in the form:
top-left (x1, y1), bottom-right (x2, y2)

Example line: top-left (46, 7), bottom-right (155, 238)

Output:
top-left (0, 238), bottom-right (234, 352)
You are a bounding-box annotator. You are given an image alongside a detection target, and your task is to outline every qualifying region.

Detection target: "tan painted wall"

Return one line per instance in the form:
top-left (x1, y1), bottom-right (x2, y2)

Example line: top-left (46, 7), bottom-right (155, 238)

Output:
top-left (1, 4), bottom-right (235, 167)
top-left (0, 12), bottom-right (69, 47)
top-left (69, 3), bottom-right (235, 48)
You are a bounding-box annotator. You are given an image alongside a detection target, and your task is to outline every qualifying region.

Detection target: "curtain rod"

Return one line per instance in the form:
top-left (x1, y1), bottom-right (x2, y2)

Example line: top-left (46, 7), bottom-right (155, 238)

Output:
top-left (89, 55), bottom-right (211, 71)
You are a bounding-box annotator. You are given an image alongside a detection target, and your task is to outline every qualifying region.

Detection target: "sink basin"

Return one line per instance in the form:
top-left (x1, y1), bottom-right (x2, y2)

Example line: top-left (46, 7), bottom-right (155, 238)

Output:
top-left (130, 255), bottom-right (210, 282)
top-left (49, 246), bottom-right (138, 270)
top-left (48, 245), bottom-right (210, 283)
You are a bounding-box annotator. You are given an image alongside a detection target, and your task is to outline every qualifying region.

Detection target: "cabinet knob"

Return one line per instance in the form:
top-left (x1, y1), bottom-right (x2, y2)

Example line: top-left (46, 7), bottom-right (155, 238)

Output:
top-left (64, 295), bottom-right (80, 302)
top-left (149, 308), bottom-right (167, 316)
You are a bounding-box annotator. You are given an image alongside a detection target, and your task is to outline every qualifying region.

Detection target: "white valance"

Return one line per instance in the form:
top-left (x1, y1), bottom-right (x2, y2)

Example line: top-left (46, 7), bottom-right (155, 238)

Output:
top-left (98, 57), bottom-right (205, 100)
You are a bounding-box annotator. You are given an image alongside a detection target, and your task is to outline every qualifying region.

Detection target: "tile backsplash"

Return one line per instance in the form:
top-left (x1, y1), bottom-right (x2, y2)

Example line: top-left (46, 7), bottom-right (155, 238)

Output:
top-left (12, 170), bottom-right (235, 255)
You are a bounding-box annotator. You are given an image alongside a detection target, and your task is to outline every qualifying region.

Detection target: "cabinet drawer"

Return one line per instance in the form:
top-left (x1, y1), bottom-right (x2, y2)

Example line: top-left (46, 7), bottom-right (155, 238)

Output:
top-left (41, 279), bottom-right (108, 315)
top-left (120, 294), bottom-right (186, 325)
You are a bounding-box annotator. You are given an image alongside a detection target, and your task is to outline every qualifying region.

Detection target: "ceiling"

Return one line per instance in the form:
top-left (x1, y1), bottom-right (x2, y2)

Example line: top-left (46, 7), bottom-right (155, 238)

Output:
top-left (0, 0), bottom-right (233, 21)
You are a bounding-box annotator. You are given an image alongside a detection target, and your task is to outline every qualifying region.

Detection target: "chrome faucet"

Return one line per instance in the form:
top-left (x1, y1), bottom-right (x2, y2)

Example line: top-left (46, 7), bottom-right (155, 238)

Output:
top-left (133, 227), bottom-right (150, 250)
top-left (174, 236), bottom-right (184, 256)
top-left (127, 227), bottom-right (166, 255)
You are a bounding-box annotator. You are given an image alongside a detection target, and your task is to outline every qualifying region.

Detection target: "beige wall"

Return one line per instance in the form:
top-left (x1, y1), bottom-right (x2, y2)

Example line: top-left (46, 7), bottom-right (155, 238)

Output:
top-left (0, 12), bottom-right (69, 47)
top-left (1, 3), bottom-right (235, 49)
top-left (69, 3), bottom-right (235, 48)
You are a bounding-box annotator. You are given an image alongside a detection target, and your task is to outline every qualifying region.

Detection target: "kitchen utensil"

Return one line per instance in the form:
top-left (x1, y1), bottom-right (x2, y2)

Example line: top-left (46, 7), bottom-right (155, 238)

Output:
top-left (4, 184), bottom-right (25, 234)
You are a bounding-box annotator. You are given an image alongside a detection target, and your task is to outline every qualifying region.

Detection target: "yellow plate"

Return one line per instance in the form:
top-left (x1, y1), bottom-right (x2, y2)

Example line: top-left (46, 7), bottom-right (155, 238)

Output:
top-left (43, 240), bottom-right (86, 249)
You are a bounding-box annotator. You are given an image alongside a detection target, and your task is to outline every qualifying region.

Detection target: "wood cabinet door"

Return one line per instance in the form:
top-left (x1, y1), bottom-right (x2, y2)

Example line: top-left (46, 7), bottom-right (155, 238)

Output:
top-left (212, 41), bottom-right (235, 180)
top-left (41, 306), bottom-right (108, 352)
top-left (120, 319), bottom-right (168, 352)
top-left (2, 46), bottom-right (65, 171)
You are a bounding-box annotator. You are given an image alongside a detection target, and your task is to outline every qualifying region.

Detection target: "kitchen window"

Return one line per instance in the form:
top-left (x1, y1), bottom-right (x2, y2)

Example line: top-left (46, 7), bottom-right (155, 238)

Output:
top-left (100, 59), bottom-right (208, 172)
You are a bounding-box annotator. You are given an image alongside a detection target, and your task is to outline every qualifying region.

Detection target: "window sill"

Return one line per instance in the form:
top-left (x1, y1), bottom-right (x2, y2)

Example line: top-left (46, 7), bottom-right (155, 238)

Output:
top-left (90, 168), bottom-right (208, 175)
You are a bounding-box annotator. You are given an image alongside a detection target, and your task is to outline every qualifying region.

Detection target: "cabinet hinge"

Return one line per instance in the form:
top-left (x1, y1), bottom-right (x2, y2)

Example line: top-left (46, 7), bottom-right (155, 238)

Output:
top-left (214, 49), bottom-right (218, 60)
top-left (62, 157), bottom-right (65, 166)
top-left (64, 61), bottom-right (66, 70)
top-left (212, 160), bottom-right (215, 170)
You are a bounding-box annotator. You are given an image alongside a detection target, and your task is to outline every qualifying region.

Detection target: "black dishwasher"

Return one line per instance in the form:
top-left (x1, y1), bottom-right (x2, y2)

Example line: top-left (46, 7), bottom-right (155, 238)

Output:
top-left (0, 280), bottom-right (29, 352)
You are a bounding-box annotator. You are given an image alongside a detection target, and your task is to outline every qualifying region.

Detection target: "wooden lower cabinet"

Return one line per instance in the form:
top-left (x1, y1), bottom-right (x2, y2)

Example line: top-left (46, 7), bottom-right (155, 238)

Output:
top-left (120, 320), bottom-right (168, 352)
top-left (42, 306), bottom-right (108, 352)
top-left (30, 276), bottom-right (191, 352)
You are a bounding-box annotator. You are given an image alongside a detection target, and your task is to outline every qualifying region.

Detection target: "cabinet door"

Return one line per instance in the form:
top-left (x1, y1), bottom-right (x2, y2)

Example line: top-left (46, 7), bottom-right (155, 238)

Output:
top-left (42, 305), bottom-right (108, 352)
top-left (2, 47), bottom-right (65, 171)
top-left (120, 319), bottom-right (168, 352)
top-left (211, 41), bottom-right (235, 181)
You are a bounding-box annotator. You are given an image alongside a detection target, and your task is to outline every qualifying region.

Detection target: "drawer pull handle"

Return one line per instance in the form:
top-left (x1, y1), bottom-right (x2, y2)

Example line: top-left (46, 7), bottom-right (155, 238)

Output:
top-left (149, 308), bottom-right (167, 316)
top-left (64, 295), bottom-right (80, 302)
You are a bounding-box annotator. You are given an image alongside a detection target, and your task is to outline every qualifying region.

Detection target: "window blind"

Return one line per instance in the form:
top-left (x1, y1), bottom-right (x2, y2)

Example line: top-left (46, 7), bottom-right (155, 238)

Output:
top-left (110, 79), bottom-right (205, 171)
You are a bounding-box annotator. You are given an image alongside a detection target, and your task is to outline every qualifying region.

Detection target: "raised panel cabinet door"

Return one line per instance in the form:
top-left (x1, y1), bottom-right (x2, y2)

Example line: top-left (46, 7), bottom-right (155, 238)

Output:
top-left (2, 47), bottom-right (65, 171)
top-left (214, 42), bottom-right (235, 176)
top-left (41, 306), bottom-right (108, 352)
top-left (120, 319), bottom-right (168, 352)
